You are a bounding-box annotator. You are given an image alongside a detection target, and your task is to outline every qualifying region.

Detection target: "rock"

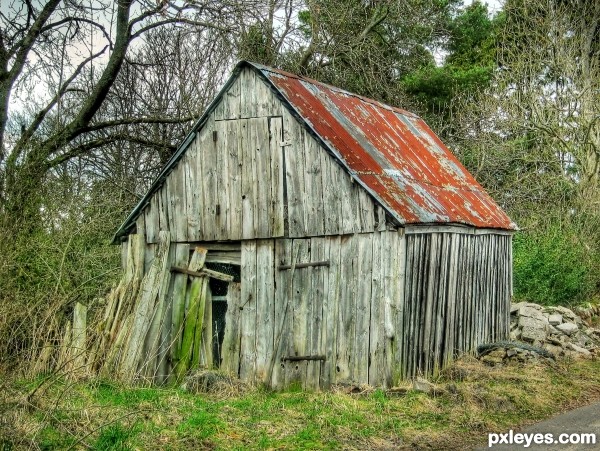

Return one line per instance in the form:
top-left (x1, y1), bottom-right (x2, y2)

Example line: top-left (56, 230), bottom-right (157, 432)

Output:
top-left (519, 305), bottom-right (547, 321)
top-left (542, 343), bottom-right (563, 357)
top-left (519, 315), bottom-right (547, 329)
top-left (506, 348), bottom-right (517, 357)
top-left (521, 325), bottom-right (547, 342)
top-left (556, 322), bottom-right (578, 336)
top-left (548, 313), bottom-right (563, 325)
top-left (413, 377), bottom-right (434, 394)
top-left (567, 343), bottom-right (592, 357)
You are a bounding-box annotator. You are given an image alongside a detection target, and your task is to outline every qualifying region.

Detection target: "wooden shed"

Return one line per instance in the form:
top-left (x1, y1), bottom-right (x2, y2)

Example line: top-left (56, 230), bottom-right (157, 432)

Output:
top-left (112, 61), bottom-right (517, 389)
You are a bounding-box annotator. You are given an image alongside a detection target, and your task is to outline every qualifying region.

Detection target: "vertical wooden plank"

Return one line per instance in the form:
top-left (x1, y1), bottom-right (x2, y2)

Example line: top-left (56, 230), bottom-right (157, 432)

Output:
top-left (320, 150), bottom-right (339, 235)
top-left (216, 120), bottom-right (231, 239)
top-left (358, 189), bottom-right (375, 232)
top-left (317, 237), bottom-right (331, 389)
top-left (255, 74), bottom-right (281, 117)
top-left (393, 230), bottom-right (407, 385)
top-left (444, 234), bottom-right (459, 368)
top-left (227, 119), bottom-right (243, 240)
top-left (200, 119), bottom-right (218, 240)
top-left (195, 123), bottom-right (207, 240)
top-left (283, 110), bottom-right (306, 237)
top-left (341, 175), bottom-right (359, 234)
top-left (136, 213), bottom-right (146, 246)
top-left (369, 231), bottom-right (383, 386)
top-left (240, 241), bottom-right (257, 383)
top-left (240, 119), bottom-right (254, 239)
top-left (255, 118), bottom-right (272, 237)
top-left (221, 282), bottom-right (242, 375)
top-left (272, 238), bottom-right (292, 389)
top-left (308, 237), bottom-right (326, 389)
top-left (324, 236), bottom-right (341, 386)
top-left (303, 134), bottom-right (325, 236)
top-left (353, 233), bottom-right (372, 385)
top-left (285, 239), bottom-right (310, 388)
top-left (335, 234), bottom-right (357, 383)
top-left (172, 163), bottom-right (188, 242)
top-left (255, 240), bottom-right (275, 384)
top-left (240, 69), bottom-right (254, 118)
top-left (269, 117), bottom-right (285, 237)
top-left (185, 146), bottom-right (200, 242)
top-left (144, 197), bottom-right (157, 244)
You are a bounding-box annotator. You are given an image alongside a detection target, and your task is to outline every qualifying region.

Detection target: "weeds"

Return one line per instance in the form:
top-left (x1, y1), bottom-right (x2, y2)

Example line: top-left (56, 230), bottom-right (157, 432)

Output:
top-left (1, 356), bottom-right (599, 450)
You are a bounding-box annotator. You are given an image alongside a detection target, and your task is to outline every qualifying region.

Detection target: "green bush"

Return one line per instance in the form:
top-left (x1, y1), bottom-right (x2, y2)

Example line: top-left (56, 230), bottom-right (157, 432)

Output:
top-left (513, 225), bottom-right (598, 306)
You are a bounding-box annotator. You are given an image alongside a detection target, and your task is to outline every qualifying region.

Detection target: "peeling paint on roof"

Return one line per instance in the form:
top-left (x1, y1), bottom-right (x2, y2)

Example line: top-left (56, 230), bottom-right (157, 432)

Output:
top-left (255, 63), bottom-right (516, 230)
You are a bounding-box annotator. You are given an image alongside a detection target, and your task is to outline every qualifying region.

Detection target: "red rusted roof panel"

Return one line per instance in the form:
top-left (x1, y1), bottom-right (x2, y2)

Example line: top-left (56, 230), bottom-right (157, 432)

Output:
top-left (259, 64), bottom-right (516, 230)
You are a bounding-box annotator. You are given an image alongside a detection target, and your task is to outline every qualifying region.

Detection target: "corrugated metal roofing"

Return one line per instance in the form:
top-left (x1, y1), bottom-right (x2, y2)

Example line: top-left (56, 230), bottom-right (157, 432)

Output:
top-left (254, 63), bottom-right (516, 230)
top-left (114, 61), bottom-right (515, 242)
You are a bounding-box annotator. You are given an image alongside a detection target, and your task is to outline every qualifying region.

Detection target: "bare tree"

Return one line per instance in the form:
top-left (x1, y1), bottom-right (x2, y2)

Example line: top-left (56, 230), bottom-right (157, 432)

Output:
top-left (0, 0), bottom-right (249, 227)
top-left (453, 0), bottom-right (600, 222)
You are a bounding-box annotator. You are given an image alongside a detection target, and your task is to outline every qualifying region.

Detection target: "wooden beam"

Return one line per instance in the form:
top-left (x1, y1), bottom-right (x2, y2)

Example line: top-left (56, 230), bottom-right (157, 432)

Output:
top-left (170, 266), bottom-right (234, 282)
top-left (282, 355), bottom-right (326, 362)
top-left (277, 260), bottom-right (330, 271)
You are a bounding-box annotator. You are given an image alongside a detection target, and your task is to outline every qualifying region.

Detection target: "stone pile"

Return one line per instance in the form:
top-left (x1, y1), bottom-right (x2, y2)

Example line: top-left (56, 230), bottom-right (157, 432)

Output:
top-left (478, 302), bottom-right (599, 366)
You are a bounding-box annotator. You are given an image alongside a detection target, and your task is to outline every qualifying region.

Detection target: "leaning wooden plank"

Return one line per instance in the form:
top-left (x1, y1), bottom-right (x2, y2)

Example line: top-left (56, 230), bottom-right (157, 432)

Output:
top-left (141, 243), bottom-right (175, 383)
top-left (71, 303), bottom-right (87, 378)
top-left (175, 248), bottom-right (207, 380)
top-left (156, 244), bottom-right (177, 384)
top-left (118, 231), bottom-right (171, 382)
top-left (221, 282), bottom-right (242, 375)
top-left (189, 277), bottom-right (209, 370)
top-left (169, 244), bottom-right (191, 381)
top-left (200, 286), bottom-right (213, 369)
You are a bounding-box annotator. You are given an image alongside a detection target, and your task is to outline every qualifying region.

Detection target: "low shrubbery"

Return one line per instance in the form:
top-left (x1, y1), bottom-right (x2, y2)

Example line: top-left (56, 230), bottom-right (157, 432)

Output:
top-left (513, 221), bottom-right (600, 306)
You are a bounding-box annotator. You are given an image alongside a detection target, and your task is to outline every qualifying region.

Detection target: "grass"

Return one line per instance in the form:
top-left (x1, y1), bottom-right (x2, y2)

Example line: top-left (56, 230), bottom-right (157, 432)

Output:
top-left (1, 357), bottom-right (600, 450)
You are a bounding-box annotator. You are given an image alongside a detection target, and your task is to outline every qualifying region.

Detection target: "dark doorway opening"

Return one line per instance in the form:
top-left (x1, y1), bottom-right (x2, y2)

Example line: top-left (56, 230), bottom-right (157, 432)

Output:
top-left (205, 262), bottom-right (241, 367)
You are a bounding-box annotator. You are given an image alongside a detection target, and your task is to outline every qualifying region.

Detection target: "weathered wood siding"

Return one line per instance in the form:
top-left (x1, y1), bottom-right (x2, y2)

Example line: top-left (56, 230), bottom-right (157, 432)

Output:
top-left (236, 231), bottom-right (403, 389)
top-left (401, 231), bottom-right (512, 379)
top-left (140, 67), bottom-right (379, 244)
top-left (225, 229), bottom-right (511, 389)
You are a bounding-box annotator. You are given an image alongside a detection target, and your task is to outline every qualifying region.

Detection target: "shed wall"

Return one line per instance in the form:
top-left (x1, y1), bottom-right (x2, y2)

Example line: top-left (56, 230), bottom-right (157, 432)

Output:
top-left (138, 67), bottom-right (380, 245)
top-left (223, 230), bottom-right (511, 389)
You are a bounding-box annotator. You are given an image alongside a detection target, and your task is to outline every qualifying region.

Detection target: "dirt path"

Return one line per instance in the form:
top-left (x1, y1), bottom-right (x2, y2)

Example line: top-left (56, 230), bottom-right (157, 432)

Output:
top-left (477, 402), bottom-right (600, 450)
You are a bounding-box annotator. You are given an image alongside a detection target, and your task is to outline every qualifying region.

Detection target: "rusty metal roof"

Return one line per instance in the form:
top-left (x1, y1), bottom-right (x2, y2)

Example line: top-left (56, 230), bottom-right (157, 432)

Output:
top-left (114, 61), bottom-right (515, 242)
top-left (254, 63), bottom-right (516, 230)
